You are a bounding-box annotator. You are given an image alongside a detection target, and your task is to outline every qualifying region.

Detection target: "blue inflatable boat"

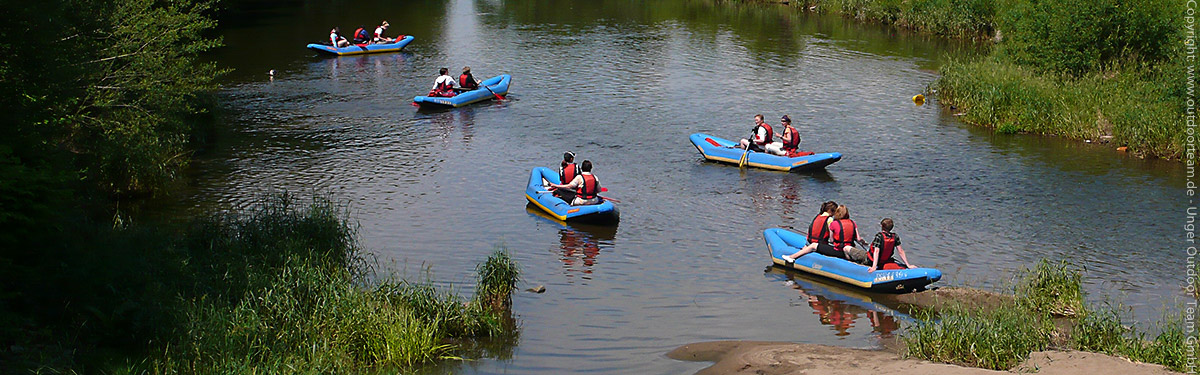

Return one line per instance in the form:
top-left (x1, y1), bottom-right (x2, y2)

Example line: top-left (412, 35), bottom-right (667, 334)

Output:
top-left (525, 167), bottom-right (618, 223)
top-left (307, 35), bottom-right (415, 55)
top-left (690, 133), bottom-right (841, 172)
top-left (413, 74), bottom-right (511, 108)
top-left (764, 228), bottom-right (941, 293)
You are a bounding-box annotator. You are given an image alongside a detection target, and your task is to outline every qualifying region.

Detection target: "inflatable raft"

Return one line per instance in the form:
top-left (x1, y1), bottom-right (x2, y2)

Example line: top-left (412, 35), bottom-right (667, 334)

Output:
top-left (413, 74), bottom-right (511, 108)
top-left (307, 35), bottom-right (415, 56)
top-left (525, 167), bottom-right (618, 223)
top-left (764, 228), bottom-right (941, 293)
top-left (690, 133), bottom-right (841, 172)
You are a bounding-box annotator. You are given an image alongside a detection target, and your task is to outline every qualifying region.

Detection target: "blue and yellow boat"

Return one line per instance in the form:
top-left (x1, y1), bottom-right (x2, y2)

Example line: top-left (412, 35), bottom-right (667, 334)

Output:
top-left (764, 228), bottom-right (941, 293)
top-left (525, 167), bottom-right (618, 223)
top-left (689, 133), bottom-right (841, 172)
top-left (413, 74), bottom-right (511, 108)
top-left (307, 35), bottom-right (415, 56)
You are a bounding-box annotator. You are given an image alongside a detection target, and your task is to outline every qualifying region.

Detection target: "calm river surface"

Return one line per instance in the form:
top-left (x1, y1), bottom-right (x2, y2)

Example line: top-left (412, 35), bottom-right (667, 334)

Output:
top-left (154, 0), bottom-right (1189, 373)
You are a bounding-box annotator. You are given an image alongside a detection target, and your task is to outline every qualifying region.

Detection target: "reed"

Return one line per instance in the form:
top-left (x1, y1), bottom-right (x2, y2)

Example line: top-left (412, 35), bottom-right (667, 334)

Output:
top-left (1013, 259), bottom-right (1084, 317)
top-left (904, 259), bottom-right (1188, 372)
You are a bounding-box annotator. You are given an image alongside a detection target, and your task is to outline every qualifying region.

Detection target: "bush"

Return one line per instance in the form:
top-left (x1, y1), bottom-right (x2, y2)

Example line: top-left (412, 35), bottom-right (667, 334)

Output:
top-left (996, 0), bottom-right (1179, 76)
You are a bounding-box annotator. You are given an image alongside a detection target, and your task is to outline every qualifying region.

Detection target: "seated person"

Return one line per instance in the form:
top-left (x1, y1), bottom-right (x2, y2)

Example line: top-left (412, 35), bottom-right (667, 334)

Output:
top-left (329, 27), bottom-right (349, 48)
top-left (867, 218), bottom-right (918, 272)
top-left (783, 201), bottom-right (837, 262)
top-left (547, 160), bottom-right (602, 206)
top-left (783, 205), bottom-right (868, 263)
top-left (374, 21), bottom-right (396, 43)
top-left (737, 114), bottom-right (773, 152)
top-left (428, 68), bottom-right (457, 98)
top-left (555, 151), bottom-right (581, 201)
top-left (352, 25), bottom-right (370, 44)
top-left (765, 115), bottom-right (800, 156)
top-left (459, 66), bottom-right (480, 90)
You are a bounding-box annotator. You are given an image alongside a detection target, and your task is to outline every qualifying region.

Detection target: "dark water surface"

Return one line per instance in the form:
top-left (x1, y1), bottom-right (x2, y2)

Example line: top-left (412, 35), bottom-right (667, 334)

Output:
top-left (156, 0), bottom-right (1188, 373)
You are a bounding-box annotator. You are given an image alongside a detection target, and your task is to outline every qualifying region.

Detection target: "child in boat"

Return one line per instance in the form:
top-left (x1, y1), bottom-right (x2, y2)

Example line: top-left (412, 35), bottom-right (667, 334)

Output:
top-left (867, 218), bottom-right (918, 272)
top-left (547, 160), bottom-right (602, 206)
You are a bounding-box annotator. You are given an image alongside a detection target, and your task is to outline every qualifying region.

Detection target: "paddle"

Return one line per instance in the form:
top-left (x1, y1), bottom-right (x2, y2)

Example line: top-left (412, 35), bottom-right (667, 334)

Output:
top-left (482, 83), bottom-right (505, 101)
top-left (739, 146), bottom-right (750, 167)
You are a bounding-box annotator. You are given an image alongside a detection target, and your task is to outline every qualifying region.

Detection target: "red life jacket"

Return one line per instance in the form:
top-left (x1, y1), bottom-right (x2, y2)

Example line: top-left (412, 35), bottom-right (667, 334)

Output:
top-left (435, 77), bottom-right (455, 92)
top-left (807, 214), bottom-right (830, 244)
top-left (577, 174), bottom-right (599, 199)
top-left (829, 219), bottom-right (857, 251)
top-left (869, 231), bottom-right (897, 263)
top-left (782, 126), bottom-right (800, 150)
top-left (561, 162), bottom-right (579, 184)
top-left (755, 123), bottom-right (774, 146)
top-left (353, 28), bottom-right (369, 42)
top-left (459, 73), bottom-right (478, 89)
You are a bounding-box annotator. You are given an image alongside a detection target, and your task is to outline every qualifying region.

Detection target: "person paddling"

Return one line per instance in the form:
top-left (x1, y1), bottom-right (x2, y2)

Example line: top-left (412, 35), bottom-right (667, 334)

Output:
top-left (548, 160), bottom-right (602, 206)
top-left (459, 66), bottom-right (480, 90)
top-left (867, 218), bottom-right (918, 272)
top-left (329, 27), bottom-right (349, 48)
top-left (428, 68), bottom-right (458, 97)
top-left (738, 114), bottom-right (773, 152)
top-left (766, 115), bottom-right (801, 156)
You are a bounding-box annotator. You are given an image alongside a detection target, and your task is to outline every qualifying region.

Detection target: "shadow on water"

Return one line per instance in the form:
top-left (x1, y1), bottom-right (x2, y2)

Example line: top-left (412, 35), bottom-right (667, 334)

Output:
top-left (764, 266), bottom-right (912, 339)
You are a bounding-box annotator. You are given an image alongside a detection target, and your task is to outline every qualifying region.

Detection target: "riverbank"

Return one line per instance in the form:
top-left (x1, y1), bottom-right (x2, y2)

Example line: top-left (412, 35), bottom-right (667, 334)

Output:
top-left (733, 0), bottom-right (1187, 160)
top-left (672, 261), bottom-right (1187, 374)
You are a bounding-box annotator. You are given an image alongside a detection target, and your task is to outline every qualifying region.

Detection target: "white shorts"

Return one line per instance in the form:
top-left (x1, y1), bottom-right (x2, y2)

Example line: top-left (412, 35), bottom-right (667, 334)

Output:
top-left (572, 196), bottom-right (601, 206)
top-left (764, 142), bottom-right (786, 156)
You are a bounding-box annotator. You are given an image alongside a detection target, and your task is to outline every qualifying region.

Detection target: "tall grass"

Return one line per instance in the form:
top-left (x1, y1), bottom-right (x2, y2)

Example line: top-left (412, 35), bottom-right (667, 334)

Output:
top-left (903, 259), bottom-right (1189, 371)
top-left (934, 58), bottom-right (1185, 158)
top-left (904, 304), bottom-right (1053, 370)
top-left (1014, 259), bottom-right (1084, 317)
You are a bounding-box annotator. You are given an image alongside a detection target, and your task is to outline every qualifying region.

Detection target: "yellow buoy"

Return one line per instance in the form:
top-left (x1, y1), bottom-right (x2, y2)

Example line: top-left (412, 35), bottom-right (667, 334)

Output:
top-left (912, 94), bottom-right (925, 105)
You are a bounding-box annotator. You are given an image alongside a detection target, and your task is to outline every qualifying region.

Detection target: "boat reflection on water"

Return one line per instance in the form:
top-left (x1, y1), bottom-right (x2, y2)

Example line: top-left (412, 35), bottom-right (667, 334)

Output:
top-left (765, 266), bottom-right (911, 338)
top-left (525, 205), bottom-right (618, 279)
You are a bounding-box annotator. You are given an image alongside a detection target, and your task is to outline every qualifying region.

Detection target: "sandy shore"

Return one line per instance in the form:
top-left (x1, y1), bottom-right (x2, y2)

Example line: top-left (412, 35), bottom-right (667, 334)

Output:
top-left (667, 341), bottom-right (1182, 375)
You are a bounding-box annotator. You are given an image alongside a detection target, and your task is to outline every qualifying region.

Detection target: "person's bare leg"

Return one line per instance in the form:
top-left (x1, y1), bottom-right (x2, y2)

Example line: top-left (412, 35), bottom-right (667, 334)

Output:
top-left (783, 243), bottom-right (818, 262)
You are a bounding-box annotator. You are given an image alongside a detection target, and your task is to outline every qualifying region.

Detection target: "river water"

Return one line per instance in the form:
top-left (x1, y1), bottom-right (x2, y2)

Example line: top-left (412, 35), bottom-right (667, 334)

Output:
top-left (156, 0), bottom-right (1190, 373)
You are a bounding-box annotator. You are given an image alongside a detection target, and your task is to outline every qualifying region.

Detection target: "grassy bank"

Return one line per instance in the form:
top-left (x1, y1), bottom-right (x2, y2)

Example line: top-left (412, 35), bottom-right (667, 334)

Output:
top-left (903, 260), bottom-right (1186, 371)
top-left (734, 0), bottom-right (1189, 160)
top-left (1, 194), bottom-right (520, 373)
